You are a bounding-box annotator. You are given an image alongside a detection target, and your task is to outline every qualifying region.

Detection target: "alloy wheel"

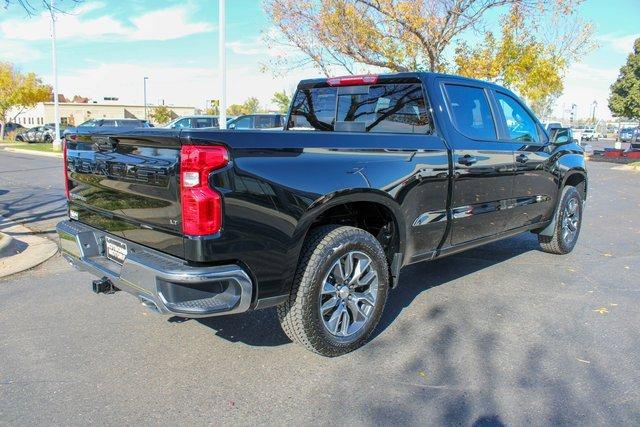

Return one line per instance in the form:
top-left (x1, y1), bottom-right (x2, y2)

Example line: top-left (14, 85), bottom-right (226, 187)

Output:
top-left (319, 251), bottom-right (379, 338)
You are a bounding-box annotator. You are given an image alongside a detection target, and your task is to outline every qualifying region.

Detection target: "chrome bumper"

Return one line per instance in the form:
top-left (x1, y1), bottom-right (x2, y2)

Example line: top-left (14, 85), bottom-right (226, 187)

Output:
top-left (56, 220), bottom-right (253, 318)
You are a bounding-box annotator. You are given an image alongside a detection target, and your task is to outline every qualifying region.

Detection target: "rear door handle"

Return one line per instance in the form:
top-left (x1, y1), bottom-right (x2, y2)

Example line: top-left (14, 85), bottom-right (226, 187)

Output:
top-left (458, 155), bottom-right (477, 166)
top-left (516, 154), bottom-right (529, 163)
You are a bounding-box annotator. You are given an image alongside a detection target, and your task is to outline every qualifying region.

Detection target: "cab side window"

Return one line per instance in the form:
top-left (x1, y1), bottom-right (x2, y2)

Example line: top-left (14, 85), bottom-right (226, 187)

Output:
top-left (445, 84), bottom-right (496, 140)
top-left (495, 93), bottom-right (540, 143)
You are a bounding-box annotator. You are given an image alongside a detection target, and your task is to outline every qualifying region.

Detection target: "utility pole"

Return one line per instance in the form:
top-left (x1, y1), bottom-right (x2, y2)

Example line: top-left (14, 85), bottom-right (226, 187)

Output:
top-left (143, 77), bottom-right (149, 120)
top-left (218, 0), bottom-right (227, 129)
top-left (591, 100), bottom-right (597, 123)
top-left (50, 0), bottom-right (61, 151)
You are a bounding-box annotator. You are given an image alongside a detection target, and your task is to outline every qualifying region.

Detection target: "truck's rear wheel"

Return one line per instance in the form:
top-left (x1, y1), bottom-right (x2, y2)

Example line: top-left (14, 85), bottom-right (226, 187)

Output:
top-left (538, 186), bottom-right (583, 254)
top-left (277, 225), bottom-right (389, 356)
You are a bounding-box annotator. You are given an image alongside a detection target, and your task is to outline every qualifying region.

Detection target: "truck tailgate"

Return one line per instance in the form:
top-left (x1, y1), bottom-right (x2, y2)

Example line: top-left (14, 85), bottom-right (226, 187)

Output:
top-left (65, 129), bottom-right (184, 258)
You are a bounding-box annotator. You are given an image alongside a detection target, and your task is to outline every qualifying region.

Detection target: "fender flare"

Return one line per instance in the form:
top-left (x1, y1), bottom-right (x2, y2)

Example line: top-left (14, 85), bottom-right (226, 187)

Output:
top-left (540, 165), bottom-right (587, 237)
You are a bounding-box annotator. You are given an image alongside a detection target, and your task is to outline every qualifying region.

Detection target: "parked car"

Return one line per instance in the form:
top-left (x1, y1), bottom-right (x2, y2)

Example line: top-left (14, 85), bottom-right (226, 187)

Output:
top-left (57, 72), bottom-right (587, 356)
top-left (4, 122), bottom-right (25, 134)
top-left (165, 115), bottom-right (220, 129)
top-left (580, 128), bottom-right (598, 141)
top-left (15, 126), bottom-right (37, 142)
top-left (571, 127), bottom-right (586, 141)
top-left (63, 119), bottom-right (151, 142)
top-left (618, 127), bottom-right (637, 143)
top-left (227, 114), bottom-right (285, 130)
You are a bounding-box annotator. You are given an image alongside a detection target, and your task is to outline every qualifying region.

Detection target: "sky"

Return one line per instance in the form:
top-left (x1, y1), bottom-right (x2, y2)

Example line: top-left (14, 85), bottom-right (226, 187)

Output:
top-left (0, 0), bottom-right (638, 119)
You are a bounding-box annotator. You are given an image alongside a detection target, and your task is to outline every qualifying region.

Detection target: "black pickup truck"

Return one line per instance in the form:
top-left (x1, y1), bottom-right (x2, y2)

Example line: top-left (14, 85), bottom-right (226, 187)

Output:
top-left (57, 72), bottom-right (587, 356)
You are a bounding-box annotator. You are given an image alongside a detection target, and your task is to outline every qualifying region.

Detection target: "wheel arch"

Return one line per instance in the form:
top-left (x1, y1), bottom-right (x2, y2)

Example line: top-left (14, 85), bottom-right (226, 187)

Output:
top-left (292, 189), bottom-right (407, 287)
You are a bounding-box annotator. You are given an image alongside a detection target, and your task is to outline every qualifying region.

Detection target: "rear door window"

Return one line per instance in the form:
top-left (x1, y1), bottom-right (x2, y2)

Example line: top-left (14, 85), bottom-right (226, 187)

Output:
top-left (444, 84), bottom-right (496, 140)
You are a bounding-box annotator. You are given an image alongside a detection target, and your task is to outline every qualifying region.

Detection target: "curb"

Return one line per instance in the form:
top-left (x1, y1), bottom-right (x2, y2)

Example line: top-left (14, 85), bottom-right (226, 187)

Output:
top-left (0, 221), bottom-right (59, 279)
top-left (2, 147), bottom-right (62, 158)
top-left (0, 232), bottom-right (14, 255)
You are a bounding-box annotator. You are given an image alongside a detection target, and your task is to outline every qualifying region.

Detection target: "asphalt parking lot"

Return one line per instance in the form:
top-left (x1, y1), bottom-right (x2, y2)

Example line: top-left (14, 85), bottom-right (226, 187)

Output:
top-left (1, 152), bottom-right (639, 425)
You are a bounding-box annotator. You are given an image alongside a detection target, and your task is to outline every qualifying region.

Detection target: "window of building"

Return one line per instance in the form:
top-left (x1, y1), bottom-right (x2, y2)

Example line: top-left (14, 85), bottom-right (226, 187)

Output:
top-left (445, 84), bottom-right (496, 140)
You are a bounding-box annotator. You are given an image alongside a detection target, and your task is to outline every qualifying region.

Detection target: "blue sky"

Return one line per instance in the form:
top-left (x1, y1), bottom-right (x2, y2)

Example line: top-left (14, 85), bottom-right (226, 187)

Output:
top-left (1, 0), bottom-right (638, 118)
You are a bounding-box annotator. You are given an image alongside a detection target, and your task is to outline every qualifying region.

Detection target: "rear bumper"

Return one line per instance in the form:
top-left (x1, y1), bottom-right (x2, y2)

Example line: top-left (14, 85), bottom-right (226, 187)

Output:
top-left (56, 220), bottom-right (253, 318)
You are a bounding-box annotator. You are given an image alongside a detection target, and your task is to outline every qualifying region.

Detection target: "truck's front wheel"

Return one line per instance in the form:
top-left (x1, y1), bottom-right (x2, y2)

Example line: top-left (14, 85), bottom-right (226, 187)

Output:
top-left (538, 186), bottom-right (583, 254)
top-left (277, 225), bottom-right (389, 356)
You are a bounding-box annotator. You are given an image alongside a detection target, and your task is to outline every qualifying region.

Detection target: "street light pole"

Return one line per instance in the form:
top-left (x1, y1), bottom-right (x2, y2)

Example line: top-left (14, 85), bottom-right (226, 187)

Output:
top-left (218, 0), bottom-right (227, 129)
top-left (143, 77), bottom-right (148, 120)
top-left (50, 0), bottom-right (61, 151)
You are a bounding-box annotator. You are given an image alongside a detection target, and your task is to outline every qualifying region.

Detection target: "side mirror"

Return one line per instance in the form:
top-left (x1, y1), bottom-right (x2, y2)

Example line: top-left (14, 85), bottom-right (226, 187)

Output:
top-left (228, 123), bottom-right (236, 130)
top-left (554, 135), bottom-right (569, 144)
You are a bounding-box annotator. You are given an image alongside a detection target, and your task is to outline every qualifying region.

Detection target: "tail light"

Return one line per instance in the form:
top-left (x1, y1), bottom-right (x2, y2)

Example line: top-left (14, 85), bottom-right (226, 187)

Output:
top-left (327, 74), bottom-right (378, 87)
top-left (62, 138), bottom-right (70, 200)
top-left (180, 145), bottom-right (229, 236)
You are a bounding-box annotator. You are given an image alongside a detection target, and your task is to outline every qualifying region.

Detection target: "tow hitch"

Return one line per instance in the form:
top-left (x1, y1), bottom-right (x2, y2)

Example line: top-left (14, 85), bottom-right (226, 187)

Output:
top-left (92, 277), bottom-right (118, 294)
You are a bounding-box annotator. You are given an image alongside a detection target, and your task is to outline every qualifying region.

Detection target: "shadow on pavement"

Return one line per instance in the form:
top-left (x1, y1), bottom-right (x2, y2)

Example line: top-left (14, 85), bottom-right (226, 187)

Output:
top-left (192, 232), bottom-right (542, 348)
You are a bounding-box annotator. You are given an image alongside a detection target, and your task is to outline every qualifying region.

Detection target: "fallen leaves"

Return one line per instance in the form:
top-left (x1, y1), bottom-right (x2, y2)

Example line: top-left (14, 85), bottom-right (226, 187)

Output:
top-left (594, 307), bottom-right (609, 314)
top-left (576, 358), bottom-right (591, 364)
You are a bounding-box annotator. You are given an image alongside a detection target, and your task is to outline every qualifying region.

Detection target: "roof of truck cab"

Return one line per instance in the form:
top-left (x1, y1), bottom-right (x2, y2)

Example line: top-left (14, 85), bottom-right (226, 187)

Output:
top-left (297, 71), bottom-right (507, 91)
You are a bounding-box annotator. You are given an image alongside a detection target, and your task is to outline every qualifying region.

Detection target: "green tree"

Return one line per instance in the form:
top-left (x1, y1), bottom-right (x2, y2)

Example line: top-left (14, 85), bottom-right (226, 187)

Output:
top-left (0, 62), bottom-right (51, 139)
top-left (454, 4), bottom-right (595, 114)
top-left (204, 99), bottom-right (220, 116)
top-left (226, 97), bottom-right (262, 115)
top-left (271, 90), bottom-right (291, 113)
top-left (609, 38), bottom-right (640, 120)
top-left (149, 105), bottom-right (174, 125)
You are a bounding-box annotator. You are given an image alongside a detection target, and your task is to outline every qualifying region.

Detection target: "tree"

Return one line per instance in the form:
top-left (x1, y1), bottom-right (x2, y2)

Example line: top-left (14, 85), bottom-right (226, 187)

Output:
top-left (263, 0), bottom-right (556, 76)
top-left (0, 62), bottom-right (51, 139)
top-left (204, 99), bottom-right (220, 116)
top-left (271, 90), bottom-right (291, 113)
top-left (3, 0), bottom-right (81, 15)
top-left (454, 3), bottom-right (595, 114)
top-left (227, 97), bottom-right (262, 115)
top-left (149, 105), bottom-right (175, 125)
top-left (609, 38), bottom-right (640, 120)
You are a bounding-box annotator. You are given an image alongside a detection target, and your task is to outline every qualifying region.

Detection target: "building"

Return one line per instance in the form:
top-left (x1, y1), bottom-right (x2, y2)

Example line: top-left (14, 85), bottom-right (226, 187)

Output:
top-left (10, 100), bottom-right (198, 127)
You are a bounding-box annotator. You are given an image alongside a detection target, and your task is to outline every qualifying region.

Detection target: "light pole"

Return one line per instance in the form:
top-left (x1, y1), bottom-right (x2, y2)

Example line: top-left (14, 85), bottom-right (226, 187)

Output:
top-left (218, 0), bottom-right (227, 129)
top-left (50, 0), bottom-right (61, 151)
top-left (591, 100), bottom-right (597, 123)
top-left (143, 77), bottom-right (149, 120)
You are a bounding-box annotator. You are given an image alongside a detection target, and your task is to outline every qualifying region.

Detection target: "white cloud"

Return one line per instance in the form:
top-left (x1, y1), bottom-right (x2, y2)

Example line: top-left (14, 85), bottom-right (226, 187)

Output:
top-left (0, 4), bottom-right (212, 42)
top-left (39, 62), bottom-right (311, 110)
top-left (0, 39), bottom-right (42, 62)
top-left (553, 63), bottom-right (620, 120)
top-left (599, 33), bottom-right (639, 54)
top-left (127, 7), bottom-right (214, 41)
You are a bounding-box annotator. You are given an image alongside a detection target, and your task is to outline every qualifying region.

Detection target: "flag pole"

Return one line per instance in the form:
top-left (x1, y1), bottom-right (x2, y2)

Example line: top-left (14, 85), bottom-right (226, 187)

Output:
top-left (218, 0), bottom-right (227, 129)
top-left (50, 0), bottom-right (61, 150)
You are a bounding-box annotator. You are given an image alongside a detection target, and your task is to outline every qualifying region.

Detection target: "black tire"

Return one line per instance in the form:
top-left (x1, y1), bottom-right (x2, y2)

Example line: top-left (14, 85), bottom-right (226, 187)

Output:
top-left (277, 225), bottom-right (389, 356)
top-left (538, 186), bottom-right (583, 254)
top-left (43, 135), bottom-right (52, 143)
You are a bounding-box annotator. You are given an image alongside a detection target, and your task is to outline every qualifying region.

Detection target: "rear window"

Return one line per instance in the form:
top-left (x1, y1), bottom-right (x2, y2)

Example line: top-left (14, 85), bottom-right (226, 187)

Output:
top-left (288, 83), bottom-right (432, 134)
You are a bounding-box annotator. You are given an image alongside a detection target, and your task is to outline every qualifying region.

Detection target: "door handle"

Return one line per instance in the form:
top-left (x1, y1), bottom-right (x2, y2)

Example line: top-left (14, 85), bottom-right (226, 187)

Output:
top-left (458, 155), bottom-right (478, 166)
top-left (516, 154), bottom-right (529, 163)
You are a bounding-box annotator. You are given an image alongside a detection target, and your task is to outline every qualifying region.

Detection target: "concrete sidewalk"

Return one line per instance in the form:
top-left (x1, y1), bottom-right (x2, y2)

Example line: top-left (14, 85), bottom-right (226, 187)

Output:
top-left (0, 221), bottom-right (58, 278)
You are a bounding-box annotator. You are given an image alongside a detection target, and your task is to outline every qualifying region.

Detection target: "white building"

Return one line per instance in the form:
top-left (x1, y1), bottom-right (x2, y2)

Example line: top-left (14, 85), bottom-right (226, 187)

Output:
top-left (10, 100), bottom-right (198, 126)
